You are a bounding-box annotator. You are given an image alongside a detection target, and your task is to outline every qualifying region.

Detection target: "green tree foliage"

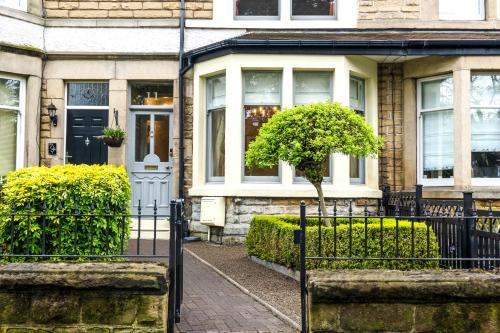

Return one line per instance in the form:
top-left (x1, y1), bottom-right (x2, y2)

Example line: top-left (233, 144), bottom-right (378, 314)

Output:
top-left (246, 102), bottom-right (383, 224)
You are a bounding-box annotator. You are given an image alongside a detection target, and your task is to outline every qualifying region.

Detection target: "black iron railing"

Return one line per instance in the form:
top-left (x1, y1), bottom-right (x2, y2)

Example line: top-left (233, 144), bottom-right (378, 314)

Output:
top-left (0, 197), bottom-right (185, 333)
top-left (296, 201), bottom-right (500, 333)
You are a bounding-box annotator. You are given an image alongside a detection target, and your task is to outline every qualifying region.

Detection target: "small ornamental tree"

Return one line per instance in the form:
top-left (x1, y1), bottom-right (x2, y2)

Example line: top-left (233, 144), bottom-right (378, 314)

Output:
top-left (246, 102), bottom-right (383, 225)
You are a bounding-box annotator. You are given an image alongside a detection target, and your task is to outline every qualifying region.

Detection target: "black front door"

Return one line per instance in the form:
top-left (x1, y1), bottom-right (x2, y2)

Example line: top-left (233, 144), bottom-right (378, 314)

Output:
top-left (66, 109), bottom-right (108, 165)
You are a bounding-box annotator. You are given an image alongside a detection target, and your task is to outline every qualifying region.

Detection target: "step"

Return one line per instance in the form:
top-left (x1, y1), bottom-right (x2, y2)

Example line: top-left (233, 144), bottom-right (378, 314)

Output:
top-left (129, 218), bottom-right (170, 240)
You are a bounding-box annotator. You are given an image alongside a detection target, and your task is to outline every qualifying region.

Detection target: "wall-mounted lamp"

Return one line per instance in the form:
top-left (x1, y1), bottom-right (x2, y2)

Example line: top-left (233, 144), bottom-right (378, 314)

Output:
top-left (48, 102), bottom-right (58, 127)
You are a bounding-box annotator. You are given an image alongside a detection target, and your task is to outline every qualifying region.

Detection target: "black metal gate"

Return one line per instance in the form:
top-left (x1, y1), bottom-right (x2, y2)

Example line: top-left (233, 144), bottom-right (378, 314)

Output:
top-left (168, 199), bottom-right (184, 332)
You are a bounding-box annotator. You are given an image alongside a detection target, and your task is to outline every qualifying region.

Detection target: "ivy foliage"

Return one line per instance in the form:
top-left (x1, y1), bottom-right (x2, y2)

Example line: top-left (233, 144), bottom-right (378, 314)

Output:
top-left (0, 165), bottom-right (131, 261)
top-left (245, 102), bottom-right (383, 185)
top-left (246, 215), bottom-right (440, 270)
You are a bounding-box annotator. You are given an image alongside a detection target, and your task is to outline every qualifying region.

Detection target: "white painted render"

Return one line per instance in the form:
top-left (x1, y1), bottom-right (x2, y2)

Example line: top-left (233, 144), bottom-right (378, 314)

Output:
top-left (190, 54), bottom-right (380, 199)
top-left (187, 0), bottom-right (357, 29)
top-left (0, 14), bottom-right (43, 50)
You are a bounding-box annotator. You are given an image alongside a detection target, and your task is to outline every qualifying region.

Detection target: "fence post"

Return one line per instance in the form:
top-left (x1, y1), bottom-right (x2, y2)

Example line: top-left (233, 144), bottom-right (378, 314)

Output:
top-left (299, 201), bottom-right (307, 333)
top-left (167, 200), bottom-right (177, 333)
top-left (463, 192), bottom-right (474, 269)
top-left (415, 184), bottom-right (423, 217)
top-left (382, 185), bottom-right (390, 213)
top-left (175, 199), bottom-right (184, 323)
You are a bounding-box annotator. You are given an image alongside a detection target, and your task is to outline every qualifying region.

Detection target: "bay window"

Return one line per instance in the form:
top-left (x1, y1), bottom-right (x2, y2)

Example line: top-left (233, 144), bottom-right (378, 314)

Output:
top-left (349, 76), bottom-right (366, 184)
top-left (292, 0), bottom-right (336, 18)
top-left (470, 74), bottom-right (500, 181)
top-left (418, 76), bottom-right (454, 185)
top-left (235, 0), bottom-right (279, 18)
top-left (293, 71), bottom-right (333, 181)
top-left (243, 72), bottom-right (281, 180)
top-left (439, 0), bottom-right (485, 20)
top-left (0, 75), bottom-right (23, 178)
top-left (206, 75), bottom-right (226, 182)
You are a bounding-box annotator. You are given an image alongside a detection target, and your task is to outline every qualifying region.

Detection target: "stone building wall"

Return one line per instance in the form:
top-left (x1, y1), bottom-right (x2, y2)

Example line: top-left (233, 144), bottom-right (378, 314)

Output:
top-left (44, 0), bottom-right (212, 19)
top-left (0, 262), bottom-right (169, 332)
top-left (189, 197), bottom-right (380, 244)
top-left (378, 63), bottom-right (404, 191)
top-left (358, 0), bottom-right (421, 21)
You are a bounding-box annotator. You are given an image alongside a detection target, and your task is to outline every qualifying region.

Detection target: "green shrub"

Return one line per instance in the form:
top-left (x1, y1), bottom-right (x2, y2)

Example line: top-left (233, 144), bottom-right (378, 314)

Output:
top-left (247, 215), bottom-right (440, 270)
top-left (0, 165), bottom-right (131, 261)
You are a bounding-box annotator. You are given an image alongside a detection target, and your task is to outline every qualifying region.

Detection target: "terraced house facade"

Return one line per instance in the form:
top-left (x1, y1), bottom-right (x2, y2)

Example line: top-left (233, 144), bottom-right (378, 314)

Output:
top-left (1, 0), bottom-right (500, 242)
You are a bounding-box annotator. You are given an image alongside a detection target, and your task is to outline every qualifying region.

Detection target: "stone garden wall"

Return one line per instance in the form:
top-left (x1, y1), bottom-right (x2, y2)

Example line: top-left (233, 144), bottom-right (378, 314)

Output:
top-left (189, 197), bottom-right (379, 244)
top-left (0, 262), bottom-right (168, 332)
top-left (308, 270), bottom-right (500, 333)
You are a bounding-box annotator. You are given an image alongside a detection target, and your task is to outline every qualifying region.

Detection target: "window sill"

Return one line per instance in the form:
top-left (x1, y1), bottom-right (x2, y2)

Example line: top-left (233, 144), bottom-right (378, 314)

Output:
top-left (189, 184), bottom-right (381, 198)
top-left (0, 6), bottom-right (43, 25)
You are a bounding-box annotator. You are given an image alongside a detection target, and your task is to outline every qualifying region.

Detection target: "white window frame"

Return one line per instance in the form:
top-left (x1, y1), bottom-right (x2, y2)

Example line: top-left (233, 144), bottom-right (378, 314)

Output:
top-left (206, 75), bottom-right (226, 183)
top-left (290, 0), bottom-right (337, 20)
top-left (292, 70), bottom-right (334, 183)
top-left (234, 0), bottom-right (280, 20)
top-left (350, 76), bottom-right (366, 185)
top-left (470, 72), bottom-right (500, 187)
top-left (439, 0), bottom-right (485, 21)
top-left (0, 73), bottom-right (25, 173)
top-left (0, 0), bottom-right (28, 12)
top-left (242, 71), bottom-right (282, 183)
top-left (417, 74), bottom-right (455, 187)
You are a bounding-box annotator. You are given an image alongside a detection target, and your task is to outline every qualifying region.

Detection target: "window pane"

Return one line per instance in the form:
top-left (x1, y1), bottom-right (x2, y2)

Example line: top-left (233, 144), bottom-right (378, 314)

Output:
top-left (471, 75), bottom-right (500, 107)
top-left (207, 76), bottom-right (226, 110)
top-left (422, 110), bottom-right (454, 179)
top-left (350, 77), bottom-right (365, 112)
top-left (154, 115), bottom-right (170, 162)
top-left (471, 108), bottom-right (500, 178)
top-left (244, 72), bottom-right (281, 105)
top-left (292, 0), bottom-right (335, 16)
top-left (439, 0), bottom-right (484, 20)
top-left (68, 82), bottom-right (109, 106)
top-left (135, 115), bottom-right (150, 162)
top-left (131, 82), bottom-right (173, 106)
top-left (0, 109), bottom-right (17, 177)
top-left (244, 105), bottom-right (279, 176)
top-left (294, 72), bottom-right (331, 105)
top-left (421, 77), bottom-right (453, 110)
top-left (209, 109), bottom-right (225, 178)
top-left (236, 0), bottom-right (279, 16)
top-left (0, 78), bottom-right (20, 107)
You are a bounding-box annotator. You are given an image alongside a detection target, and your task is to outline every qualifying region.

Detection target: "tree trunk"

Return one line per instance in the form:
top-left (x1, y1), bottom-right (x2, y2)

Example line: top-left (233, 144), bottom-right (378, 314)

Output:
top-left (312, 182), bottom-right (331, 227)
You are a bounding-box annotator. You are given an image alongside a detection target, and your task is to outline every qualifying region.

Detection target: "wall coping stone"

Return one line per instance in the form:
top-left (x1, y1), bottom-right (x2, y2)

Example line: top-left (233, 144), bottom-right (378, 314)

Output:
top-left (308, 270), bottom-right (500, 303)
top-left (0, 262), bottom-right (168, 294)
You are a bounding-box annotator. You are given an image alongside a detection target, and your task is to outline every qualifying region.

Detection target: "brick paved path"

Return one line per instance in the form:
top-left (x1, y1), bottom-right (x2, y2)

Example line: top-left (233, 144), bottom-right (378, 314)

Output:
top-left (176, 251), bottom-right (295, 333)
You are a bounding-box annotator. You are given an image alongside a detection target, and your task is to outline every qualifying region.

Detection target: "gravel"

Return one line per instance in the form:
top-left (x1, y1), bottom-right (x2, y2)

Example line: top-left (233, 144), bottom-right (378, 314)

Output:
top-left (185, 242), bottom-right (301, 325)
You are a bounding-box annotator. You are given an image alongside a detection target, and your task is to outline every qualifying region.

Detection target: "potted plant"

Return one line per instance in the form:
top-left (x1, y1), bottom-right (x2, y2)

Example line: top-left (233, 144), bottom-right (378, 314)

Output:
top-left (102, 127), bottom-right (126, 147)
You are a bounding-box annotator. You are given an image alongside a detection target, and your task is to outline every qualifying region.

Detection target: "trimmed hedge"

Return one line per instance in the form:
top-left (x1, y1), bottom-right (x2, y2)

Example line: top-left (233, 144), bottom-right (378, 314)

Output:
top-left (0, 165), bottom-right (131, 260)
top-left (246, 215), bottom-right (440, 270)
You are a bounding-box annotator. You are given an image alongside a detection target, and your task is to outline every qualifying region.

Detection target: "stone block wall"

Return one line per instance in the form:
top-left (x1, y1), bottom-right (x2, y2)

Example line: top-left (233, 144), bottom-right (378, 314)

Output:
top-left (44, 0), bottom-right (212, 19)
top-left (308, 270), bottom-right (500, 333)
top-left (0, 262), bottom-right (169, 332)
top-left (189, 197), bottom-right (379, 244)
top-left (378, 63), bottom-right (404, 191)
top-left (358, 0), bottom-right (420, 21)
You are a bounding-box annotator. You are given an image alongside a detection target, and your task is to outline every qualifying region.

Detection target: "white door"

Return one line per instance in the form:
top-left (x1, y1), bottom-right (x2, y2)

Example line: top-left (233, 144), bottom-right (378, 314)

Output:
top-left (129, 111), bottom-right (173, 216)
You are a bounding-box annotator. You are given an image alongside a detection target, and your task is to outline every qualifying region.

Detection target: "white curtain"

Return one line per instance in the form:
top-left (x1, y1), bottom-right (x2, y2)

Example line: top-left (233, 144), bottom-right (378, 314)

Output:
top-left (0, 110), bottom-right (17, 177)
top-left (294, 72), bottom-right (331, 105)
top-left (207, 76), bottom-right (226, 110)
top-left (422, 110), bottom-right (454, 172)
top-left (471, 109), bottom-right (500, 152)
top-left (439, 0), bottom-right (484, 20)
top-left (244, 72), bottom-right (281, 105)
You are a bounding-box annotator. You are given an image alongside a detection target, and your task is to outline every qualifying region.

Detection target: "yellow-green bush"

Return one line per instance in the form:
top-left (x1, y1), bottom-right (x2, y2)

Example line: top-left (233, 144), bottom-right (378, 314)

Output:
top-left (246, 215), bottom-right (440, 270)
top-left (0, 165), bottom-right (131, 260)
